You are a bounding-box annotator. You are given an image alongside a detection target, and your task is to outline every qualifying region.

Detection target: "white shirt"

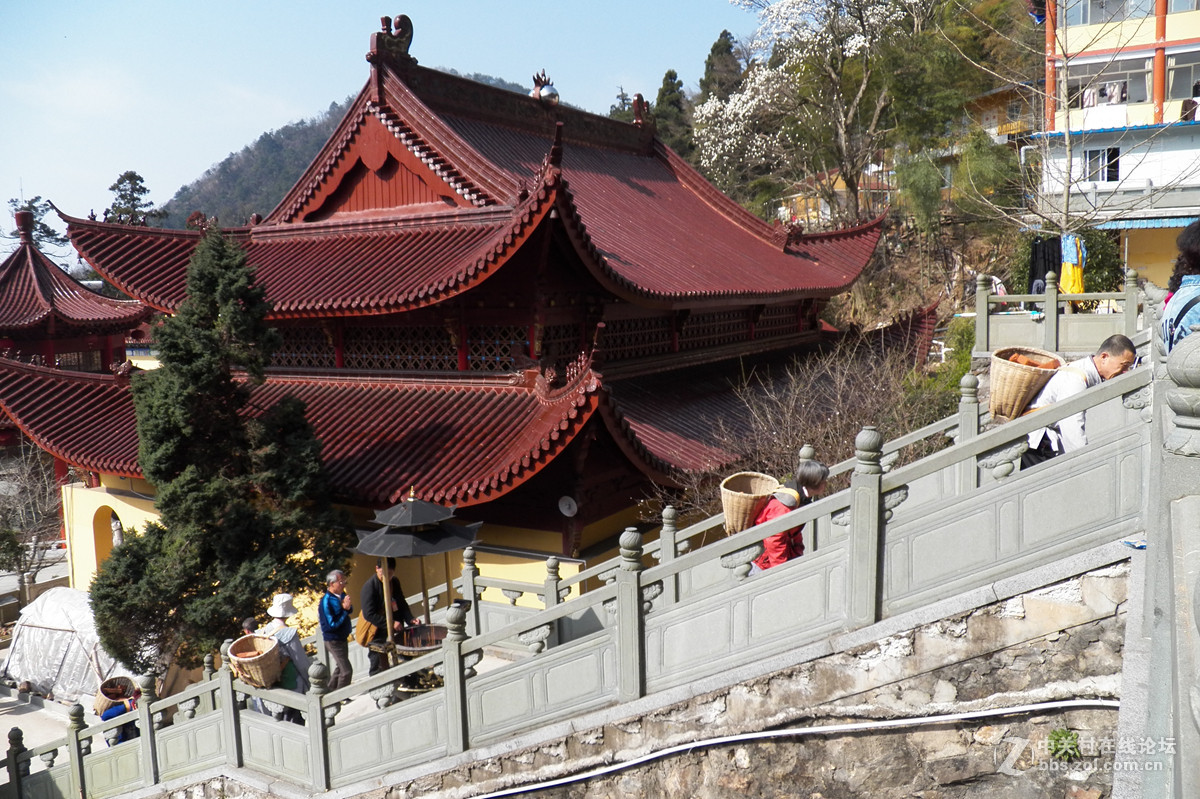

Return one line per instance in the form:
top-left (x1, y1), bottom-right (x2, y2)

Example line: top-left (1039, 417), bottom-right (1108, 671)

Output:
top-left (1026, 356), bottom-right (1101, 453)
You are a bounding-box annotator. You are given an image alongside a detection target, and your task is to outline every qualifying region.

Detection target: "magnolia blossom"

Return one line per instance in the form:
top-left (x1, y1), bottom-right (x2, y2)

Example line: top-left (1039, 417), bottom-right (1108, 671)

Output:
top-left (734, 0), bottom-right (906, 59)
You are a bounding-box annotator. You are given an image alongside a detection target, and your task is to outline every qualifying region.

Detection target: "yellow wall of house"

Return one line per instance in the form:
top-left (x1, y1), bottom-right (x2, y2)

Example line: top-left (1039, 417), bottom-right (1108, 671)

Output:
top-left (1059, 17), bottom-right (1156, 55)
top-left (1124, 227), bottom-right (1180, 287)
top-left (1167, 10), bottom-right (1200, 41)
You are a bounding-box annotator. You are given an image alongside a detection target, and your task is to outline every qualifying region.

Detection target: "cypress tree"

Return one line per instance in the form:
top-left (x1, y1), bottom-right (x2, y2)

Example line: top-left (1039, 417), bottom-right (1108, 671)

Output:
top-left (92, 229), bottom-right (352, 672)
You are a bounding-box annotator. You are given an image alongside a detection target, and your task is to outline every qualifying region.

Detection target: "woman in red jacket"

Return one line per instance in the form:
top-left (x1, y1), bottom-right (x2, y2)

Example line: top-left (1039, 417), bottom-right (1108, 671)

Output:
top-left (750, 459), bottom-right (829, 573)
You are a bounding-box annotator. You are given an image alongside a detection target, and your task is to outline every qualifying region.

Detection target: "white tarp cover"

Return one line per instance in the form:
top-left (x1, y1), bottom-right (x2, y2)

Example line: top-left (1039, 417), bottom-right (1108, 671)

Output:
top-left (2, 586), bottom-right (132, 702)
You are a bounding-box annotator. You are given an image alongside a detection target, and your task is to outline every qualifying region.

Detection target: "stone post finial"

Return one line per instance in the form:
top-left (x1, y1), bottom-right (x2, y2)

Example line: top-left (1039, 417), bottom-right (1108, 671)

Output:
top-left (798, 443), bottom-right (816, 465)
top-left (445, 602), bottom-right (468, 642)
top-left (959, 373), bottom-right (979, 406)
top-left (308, 662), bottom-right (329, 695)
top-left (975, 273), bottom-right (989, 293)
top-left (619, 527), bottom-right (643, 571)
top-left (854, 426), bottom-right (884, 475)
top-left (545, 556), bottom-right (560, 581)
top-left (68, 704), bottom-right (85, 731)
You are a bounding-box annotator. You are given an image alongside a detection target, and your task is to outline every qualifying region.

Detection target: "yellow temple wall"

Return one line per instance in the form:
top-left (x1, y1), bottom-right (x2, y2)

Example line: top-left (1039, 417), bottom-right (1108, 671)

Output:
top-left (1123, 227), bottom-right (1179, 287)
top-left (59, 471), bottom-right (659, 618)
top-left (61, 479), bottom-right (159, 591)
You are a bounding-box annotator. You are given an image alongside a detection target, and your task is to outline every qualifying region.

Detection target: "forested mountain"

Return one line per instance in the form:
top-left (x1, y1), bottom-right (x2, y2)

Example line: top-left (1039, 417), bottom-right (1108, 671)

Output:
top-left (161, 70), bottom-right (528, 229)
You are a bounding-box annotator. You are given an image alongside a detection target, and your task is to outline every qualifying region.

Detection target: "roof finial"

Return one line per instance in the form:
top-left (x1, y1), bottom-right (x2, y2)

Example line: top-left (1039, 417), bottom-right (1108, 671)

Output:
top-left (14, 211), bottom-right (33, 244)
top-left (531, 70), bottom-right (559, 107)
top-left (632, 94), bottom-right (649, 126)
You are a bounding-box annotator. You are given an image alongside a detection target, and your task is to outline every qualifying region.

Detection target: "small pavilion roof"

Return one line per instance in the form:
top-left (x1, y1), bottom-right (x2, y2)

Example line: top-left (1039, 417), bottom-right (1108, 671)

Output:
top-left (0, 212), bottom-right (151, 337)
top-left (58, 21), bottom-right (882, 316)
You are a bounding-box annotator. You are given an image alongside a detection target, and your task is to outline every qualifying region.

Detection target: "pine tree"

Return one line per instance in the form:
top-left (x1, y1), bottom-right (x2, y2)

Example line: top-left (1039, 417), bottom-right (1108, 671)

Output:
top-left (5, 197), bottom-right (69, 248)
top-left (91, 229), bottom-right (352, 672)
top-left (104, 170), bottom-right (167, 226)
top-left (654, 70), bottom-right (693, 158)
top-left (698, 30), bottom-right (744, 104)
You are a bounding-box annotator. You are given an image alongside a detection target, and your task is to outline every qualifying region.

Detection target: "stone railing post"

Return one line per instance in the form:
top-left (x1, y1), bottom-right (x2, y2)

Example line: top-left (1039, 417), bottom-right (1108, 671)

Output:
top-left (974, 273), bottom-right (990, 353)
top-left (1152, 327), bottom-right (1200, 796)
top-left (460, 547), bottom-right (481, 636)
top-left (1124, 266), bottom-right (1140, 339)
top-left (1043, 271), bottom-right (1060, 351)
top-left (65, 704), bottom-right (87, 799)
top-left (136, 674), bottom-right (160, 787)
top-left (542, 556), bottom-right (561, 648)
top-left (958, 374), bottom-right (980, 491)
top-left (306, 662), bottom-right (331, 791)
top-left (199, 653), bottom-right (216, 714)
top-left (6, 726), bottom-right (28, 798)
top-left (848, 426), bottom-right (884, 628)
top-left (217, 640), bottom-right (244, 769)
top-left (614, 527), bottom-right (645, 703)
top-left (441, 602), bottom-right (471, 754)
top-left (657, 506), bottom-right (682, 604)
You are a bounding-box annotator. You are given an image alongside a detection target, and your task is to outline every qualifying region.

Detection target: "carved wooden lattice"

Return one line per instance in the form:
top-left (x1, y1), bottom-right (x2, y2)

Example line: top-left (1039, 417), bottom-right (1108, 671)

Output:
top-left (604, 317), bottom-right (672, 360)
top-left (680, 310), bottom-right (748, 350)
top-left (467, 325), bottom-right (528, 371)
top-left (756, 303), bottom-right (800, 338)
top-left (54, 350), bottom-right (103, 373)
top-left (344, 325), bottom-right (456, 371)
top-left (275, 326), bottom-right (336, 370)
top-left (541, 323), bottom-right (581, 361)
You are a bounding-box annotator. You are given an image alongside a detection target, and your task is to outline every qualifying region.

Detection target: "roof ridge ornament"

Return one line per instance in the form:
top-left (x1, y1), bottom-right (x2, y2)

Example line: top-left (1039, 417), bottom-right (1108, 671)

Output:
top-left (531, 70), bottom-right (559, 107)
top-left (367, 14), bottom-right (417, 71)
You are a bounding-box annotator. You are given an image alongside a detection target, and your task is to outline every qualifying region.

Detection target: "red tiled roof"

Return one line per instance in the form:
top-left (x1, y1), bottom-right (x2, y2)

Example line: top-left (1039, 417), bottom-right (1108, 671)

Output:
top-left (0, 228), bottom-right (151, 336)
top-left (0, 359), bottom-right (141, 476)
top-left (440, 114), bottom-right (883, 303)
top-left (0, 357), bottom-right (602, 507)
top-left (62, 174), bottom-right (559, 318)
top-left (61, 57), bottom-right (880, 315)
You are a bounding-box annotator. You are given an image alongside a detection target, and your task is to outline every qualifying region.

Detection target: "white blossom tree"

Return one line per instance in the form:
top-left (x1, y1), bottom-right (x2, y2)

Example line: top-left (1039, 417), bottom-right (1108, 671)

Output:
top-left (695, 0), bottom-right (935, 225)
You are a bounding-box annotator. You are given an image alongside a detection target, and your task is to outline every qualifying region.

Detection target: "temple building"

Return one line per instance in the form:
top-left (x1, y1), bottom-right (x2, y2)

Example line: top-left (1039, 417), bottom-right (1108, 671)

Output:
top-left (0, 17), bottom-right (890, 593)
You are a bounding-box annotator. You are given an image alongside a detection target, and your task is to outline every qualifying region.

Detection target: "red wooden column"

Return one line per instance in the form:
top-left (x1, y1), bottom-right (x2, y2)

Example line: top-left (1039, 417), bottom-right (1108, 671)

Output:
top-left (1045, 0), bottom-right (1058, 132)
top-left (1155, 0), bottom-right (1168, 124)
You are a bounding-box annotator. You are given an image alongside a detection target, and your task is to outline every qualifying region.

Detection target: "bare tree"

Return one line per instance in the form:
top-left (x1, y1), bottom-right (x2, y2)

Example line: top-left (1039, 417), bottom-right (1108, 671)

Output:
top-left (0, 436), bottom-right (65, 583)
top-left (649, 336), bottom-right (962, 524)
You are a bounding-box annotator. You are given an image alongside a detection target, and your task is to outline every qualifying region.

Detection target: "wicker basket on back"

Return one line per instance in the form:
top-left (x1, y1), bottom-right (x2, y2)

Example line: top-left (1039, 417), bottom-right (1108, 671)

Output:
top-left (228, 634), bottom-right (281, 689)
top-left (720, 471), bottom-right (781, 534)
top-left (93, 675), bottom-right (137, 717)
top-left (989, 346), bottom-right (1066, 420)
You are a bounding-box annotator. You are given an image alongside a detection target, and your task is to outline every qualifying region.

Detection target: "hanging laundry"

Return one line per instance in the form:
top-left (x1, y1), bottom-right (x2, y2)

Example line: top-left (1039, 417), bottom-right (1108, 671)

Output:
top-left (1029, 234), bottom-right (1061, 293)
top-left (1060, 232), bottom-right (1087, 295)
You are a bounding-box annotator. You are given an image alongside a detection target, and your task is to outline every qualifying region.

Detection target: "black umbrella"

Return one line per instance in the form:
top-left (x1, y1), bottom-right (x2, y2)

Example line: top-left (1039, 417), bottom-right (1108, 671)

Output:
top-left (353, 518), bottom-right (481, 640)
top-left (354, 521), bottom-right (481, 559)
top-left (372, 488), bottom-right (457, 528)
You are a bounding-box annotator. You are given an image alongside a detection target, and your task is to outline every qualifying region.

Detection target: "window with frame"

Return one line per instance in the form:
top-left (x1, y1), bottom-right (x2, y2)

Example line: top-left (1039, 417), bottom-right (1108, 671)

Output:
top-left (1059, 58), bottom-right (1151, 107)
top-left (1168, 51), bottom-right (1200, 99)
top-left (1084, 147), bottom-right (1120, 181)
top-left (1170, 0), bottom-right (1200, 13)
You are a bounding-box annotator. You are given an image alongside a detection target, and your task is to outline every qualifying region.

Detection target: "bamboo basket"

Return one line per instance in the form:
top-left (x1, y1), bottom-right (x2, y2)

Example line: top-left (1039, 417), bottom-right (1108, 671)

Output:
top-left (989, 346), bottom-right (1065, 420)
top-left (720, 471), bottom-right (780, 534)
top-left (93, 675), bottom-right (137, 717)
top-left (228, 634), bottom-right (281, 689)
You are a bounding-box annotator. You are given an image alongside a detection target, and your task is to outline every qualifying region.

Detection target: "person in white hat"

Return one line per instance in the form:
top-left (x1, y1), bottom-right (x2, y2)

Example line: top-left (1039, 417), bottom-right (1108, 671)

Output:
top-left (261, 593), bottom-right (312, 720)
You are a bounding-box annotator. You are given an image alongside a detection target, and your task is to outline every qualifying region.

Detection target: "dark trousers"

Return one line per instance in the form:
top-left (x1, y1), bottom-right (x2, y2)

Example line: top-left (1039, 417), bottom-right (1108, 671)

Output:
top-left (1021, 438), bottom-right (1059, 469)
top-left (367, 640), bottom-right (389, 676)
top-left (325, 638), bottom-right (352, 690)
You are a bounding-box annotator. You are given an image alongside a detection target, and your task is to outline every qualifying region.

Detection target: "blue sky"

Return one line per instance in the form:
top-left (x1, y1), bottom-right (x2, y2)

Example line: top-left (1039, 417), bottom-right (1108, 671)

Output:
top-left (0, 1), bottom-right (756, 249)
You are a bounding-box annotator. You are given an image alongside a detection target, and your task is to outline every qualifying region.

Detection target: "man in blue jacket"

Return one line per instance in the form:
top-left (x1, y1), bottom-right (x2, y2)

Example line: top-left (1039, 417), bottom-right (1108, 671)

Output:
top-left (318, 570), bottom-right (354, 691)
